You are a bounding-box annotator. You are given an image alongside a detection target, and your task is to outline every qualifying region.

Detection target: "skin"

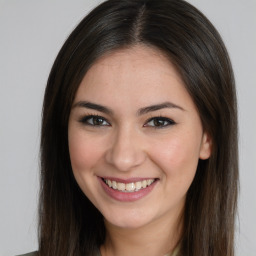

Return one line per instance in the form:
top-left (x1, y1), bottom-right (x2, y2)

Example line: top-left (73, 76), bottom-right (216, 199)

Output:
top-left (68, 45), bottom-right (211, 256)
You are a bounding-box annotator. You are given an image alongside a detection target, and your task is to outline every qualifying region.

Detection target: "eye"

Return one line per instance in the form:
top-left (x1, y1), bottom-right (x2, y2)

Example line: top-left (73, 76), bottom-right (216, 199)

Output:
top-left (144, 116), bottom-right (175, 128)
top-left (79, 115), bottom-right (110, 126)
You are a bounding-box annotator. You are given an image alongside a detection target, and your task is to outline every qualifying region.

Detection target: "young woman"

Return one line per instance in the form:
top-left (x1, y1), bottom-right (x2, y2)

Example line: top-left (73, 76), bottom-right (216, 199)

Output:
top-left (20, 0), bottom-right (239, 255)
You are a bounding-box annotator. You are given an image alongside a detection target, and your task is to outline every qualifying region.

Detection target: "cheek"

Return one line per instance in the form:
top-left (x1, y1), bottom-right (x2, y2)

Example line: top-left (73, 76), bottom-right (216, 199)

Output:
top-left (151, 132), bottom-right (201, 179)
top-left (68, 130), bottom-right (103, 173)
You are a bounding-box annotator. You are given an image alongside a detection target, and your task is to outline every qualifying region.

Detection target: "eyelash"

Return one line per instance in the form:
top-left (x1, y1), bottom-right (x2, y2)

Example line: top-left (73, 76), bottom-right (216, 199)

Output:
top-left (144, 116), bottom-right (176, 128)
top-left (79, 114), bottom-right (110, 126)
top-left (79, 114), bottom-right (176, 128)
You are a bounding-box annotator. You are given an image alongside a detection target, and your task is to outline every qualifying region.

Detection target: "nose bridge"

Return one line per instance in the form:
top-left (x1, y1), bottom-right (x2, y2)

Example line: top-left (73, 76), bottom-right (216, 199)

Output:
top-left (105, 125), bottom-right (146, 171)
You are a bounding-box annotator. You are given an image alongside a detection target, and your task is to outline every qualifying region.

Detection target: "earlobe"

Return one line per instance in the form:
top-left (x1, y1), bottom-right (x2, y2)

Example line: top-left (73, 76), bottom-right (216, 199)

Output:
top-left (199, 132), bottom-right (212, 160)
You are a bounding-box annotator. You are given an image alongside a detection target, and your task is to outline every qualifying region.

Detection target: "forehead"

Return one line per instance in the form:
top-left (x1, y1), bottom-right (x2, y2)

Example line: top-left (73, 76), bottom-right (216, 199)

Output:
top-left (74, 45), bottom-right (193, 111)
top-left (85, 45), bottom-right (184, 85)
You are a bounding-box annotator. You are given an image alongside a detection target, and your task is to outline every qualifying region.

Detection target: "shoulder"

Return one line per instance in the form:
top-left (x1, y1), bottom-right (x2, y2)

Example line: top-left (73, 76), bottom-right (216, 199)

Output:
top-left (16, 252), bottom-right (38, 256)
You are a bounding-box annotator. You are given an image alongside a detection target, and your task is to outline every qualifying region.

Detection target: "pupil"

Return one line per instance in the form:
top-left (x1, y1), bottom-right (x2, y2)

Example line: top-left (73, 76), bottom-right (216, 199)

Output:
top-left (154, 119), bottom-right (164, 126)
top-left (94, 117), bottom-right (103, 125)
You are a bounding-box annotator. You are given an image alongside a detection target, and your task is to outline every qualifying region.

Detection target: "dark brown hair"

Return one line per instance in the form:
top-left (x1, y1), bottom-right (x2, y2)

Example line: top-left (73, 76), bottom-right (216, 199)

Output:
top-left (39, 0), bottom-right (239, 255)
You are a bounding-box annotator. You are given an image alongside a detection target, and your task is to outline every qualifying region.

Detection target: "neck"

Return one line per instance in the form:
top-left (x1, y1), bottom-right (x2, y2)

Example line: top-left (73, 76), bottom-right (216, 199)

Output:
top-left (101, 210), bottom-right (183, 256)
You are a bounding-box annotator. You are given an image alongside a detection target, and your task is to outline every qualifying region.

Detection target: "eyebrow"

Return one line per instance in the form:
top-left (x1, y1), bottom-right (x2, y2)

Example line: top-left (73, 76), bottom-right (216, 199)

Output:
top-left (72, 101), bottom-right (113, 115)
top-left (72, 101), bottom-right (184, 115)
top-left (138, 102), bottom-right (185, 115)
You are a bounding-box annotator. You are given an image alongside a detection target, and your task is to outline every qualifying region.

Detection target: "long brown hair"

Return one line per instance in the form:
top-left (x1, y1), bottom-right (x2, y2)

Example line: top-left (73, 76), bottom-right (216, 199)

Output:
top-left (39, 0), bottom-right (239, 255)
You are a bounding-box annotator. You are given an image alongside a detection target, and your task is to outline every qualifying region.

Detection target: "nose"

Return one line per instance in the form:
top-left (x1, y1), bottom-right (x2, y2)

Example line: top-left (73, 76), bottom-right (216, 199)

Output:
top-left (105, 127), bottom-right (146, 172)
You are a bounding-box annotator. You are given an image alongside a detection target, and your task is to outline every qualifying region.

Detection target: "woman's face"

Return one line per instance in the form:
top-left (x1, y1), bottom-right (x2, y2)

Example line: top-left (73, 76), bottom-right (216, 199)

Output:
top-left (68, 45), bottom-right (211, 229)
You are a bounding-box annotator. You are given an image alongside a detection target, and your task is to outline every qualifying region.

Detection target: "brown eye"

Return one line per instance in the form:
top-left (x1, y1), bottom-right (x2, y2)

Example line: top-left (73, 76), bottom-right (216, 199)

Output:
top-left (92, 116), bottom-right (105, 125)
top-left (80, 115), bottom-right (110, 126)
top-left (144, 117), bottom-right (175, 128)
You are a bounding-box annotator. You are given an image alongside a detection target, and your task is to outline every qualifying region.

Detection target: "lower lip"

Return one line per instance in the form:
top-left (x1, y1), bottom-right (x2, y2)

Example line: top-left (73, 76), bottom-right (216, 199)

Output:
top-left (99, 178), bottom-right (158, 202)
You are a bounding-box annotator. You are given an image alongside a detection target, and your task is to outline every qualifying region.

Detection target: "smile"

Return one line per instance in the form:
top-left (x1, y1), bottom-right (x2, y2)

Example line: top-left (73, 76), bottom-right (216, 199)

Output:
top-left (99, 177), bottom-right (158, 202)
top-left (103, 178), bottom-right (155, 192)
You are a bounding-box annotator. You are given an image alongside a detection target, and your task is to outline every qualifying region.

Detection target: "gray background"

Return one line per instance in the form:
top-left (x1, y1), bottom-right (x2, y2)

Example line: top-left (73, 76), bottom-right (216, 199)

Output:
top-left (0, 0), bottom-right (255, 255)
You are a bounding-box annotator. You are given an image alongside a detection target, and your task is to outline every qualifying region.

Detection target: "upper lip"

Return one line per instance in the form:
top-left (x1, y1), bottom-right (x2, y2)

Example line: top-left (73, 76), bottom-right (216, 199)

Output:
top-left (99, 176), bottom-right (158, 184)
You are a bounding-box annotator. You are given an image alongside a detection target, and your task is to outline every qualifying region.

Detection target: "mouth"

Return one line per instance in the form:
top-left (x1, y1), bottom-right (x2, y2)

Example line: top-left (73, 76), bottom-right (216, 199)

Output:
top-left (99, 177), bottom-right (158, 202)
top-left (102, 178), bottom-right (157, 193)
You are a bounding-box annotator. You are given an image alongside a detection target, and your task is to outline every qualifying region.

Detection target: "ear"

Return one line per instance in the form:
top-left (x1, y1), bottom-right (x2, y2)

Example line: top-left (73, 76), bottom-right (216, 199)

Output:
top-left (199, 132), bottom-right (212, 160)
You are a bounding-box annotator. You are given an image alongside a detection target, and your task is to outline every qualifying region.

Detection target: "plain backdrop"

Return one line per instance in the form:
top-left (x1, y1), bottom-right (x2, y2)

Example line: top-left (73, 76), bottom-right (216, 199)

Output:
top-left (0, 0), bottom-right (255, 255)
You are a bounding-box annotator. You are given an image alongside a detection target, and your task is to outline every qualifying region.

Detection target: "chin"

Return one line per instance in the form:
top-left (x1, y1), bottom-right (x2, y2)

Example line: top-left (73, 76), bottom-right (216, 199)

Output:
top-left (103, 207), bottom-right (157, 230)
top-left (106, 217), bottom-right (151, 230)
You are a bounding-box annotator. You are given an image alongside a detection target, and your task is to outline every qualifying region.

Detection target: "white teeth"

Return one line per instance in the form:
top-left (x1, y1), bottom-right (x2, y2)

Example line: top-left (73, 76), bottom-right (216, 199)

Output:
top-left (117, 182), bottom-right (125, 191)
top-left (142, 180), bottom-right (147, 188)
top-left (104, 178), bottom-right (155, 192)
top-left (126, 182), bottom-right (135, 192)
top-left (135, 181), bottom-right (142, 190)
top-left (147, 179), bottom-right (154, 185)
top-left (112, 180), bottom-right (117, 189)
